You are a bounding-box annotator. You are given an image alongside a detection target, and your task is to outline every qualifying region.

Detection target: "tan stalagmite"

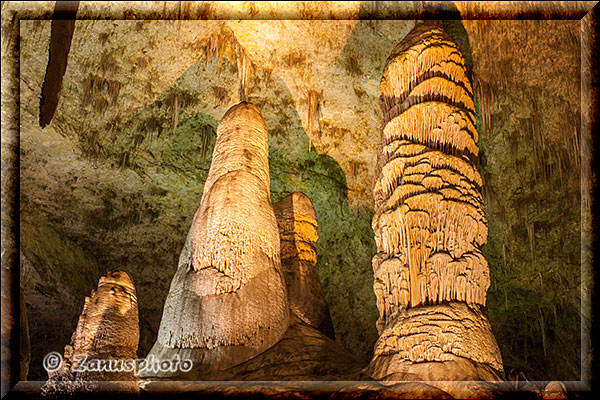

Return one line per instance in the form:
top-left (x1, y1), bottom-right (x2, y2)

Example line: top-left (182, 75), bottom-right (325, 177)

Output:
top-left (273, 192), bottom-right (335, 339)
top-left (142, 102), bottom-right (289, 379)
top-left (43, 271), bottom-right (139, 393)
top-left (194, 192), bottom-right (360, 381)
top-left (368, 21), bottom-right (504, 382)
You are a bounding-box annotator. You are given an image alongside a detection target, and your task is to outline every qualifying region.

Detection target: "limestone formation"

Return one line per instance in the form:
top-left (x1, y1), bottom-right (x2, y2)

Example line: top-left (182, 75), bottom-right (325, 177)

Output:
top-left (368, 303), bottom-right (502, 381)
top-left (42, 271), bottom-right (139, 394)
top-left (201, 314), bottom-right (367, 381)
top-left (368, 21), bottom-right (503, 382)
top-left (273, 192), bottom-right (334, 339)
top-left (143, 102), bottom-right (289, 379)
top-left (542, 381), bottom-right (568, 399)
top-left (188, 192), bottom-right (360, 381)
top-left (196, 192), bottom-right (361, 381)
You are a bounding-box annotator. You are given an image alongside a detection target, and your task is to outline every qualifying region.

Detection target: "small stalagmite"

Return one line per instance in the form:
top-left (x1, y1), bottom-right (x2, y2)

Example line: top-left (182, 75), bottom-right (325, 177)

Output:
top-left (142, 102), bottom-right (289, 379)
top-left (42, 271), bottom-right (139, 394)
top-left (273, 192), bottom-right (334, 339)
top-left (368, 20), bottom-right (504, 383)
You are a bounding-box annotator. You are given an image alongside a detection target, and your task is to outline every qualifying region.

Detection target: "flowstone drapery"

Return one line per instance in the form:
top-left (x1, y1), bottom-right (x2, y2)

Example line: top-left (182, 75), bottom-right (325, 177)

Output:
top-left (367, 21), bottom-right (504, 382)
top-left (142, 102), bottom-right (289, 379)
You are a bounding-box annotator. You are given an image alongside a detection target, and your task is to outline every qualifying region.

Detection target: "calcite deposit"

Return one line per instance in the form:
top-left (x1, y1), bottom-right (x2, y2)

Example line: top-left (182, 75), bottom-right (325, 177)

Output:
top-left (192, 192), bottom-right (364, 381)
top-left (143, 102), bottom-right (289, 378)
top-left (42, 271), bottom-right (139, 394)
top-left (273, 192), bottom-right (334, 338)
top-left (368, 20), bottom-right (503, 383)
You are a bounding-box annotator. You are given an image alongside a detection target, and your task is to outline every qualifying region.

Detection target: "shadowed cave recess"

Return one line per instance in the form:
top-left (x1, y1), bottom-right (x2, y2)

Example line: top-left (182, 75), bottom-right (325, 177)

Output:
top-left (4, 1), bottom-right (590, 397)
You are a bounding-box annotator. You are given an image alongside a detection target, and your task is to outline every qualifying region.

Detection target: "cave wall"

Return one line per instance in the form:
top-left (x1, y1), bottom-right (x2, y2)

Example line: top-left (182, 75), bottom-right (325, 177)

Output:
top-left (1, 1), bottom-right (589, 383)
top-left (464, 18), bottom-right (584, 381)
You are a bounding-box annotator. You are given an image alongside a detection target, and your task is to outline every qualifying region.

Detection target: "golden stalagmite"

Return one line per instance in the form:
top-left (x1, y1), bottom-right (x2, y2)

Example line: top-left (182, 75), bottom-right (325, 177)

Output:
top-left (43, 271), bottom-right (139, 394)
top-left (142, 102), bottom-right (289, 379)
top-left (273, 192), bottom-right (335, 339)
top-left (368, 21), bottom-right (504, 383)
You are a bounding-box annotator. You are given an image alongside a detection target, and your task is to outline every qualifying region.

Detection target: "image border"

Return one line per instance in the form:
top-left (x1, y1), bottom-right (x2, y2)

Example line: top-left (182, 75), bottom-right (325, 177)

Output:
top-left (1, 1), bottom-right (597, 397)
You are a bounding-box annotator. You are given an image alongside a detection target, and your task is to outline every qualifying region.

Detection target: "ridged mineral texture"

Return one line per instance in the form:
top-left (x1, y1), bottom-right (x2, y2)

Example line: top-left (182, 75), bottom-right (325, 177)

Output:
top-left (142, 102), bottom-right (289, 379)
top-left (42, 271), bottom-right (139, 394)
top-left (368, 21), bottom-right (504, 382)
top-left (273, 192), bottom-right (334, 339)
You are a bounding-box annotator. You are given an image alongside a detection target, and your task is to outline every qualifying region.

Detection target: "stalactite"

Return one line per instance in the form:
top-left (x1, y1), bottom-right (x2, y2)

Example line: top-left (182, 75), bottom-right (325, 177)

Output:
top-left (527, 222), bottom-right (535, 262)
top-left (172, 92), bottom-right (179, 135)
top-left (202, 28), bottom-right (254, 100)
top-left (236, 45), bottom-right (251, 102)
top-left (199, 124), bottom-right (211, 162)
top-left (539, 307), bottom-right (547, 358)
top-left (307, 89), bottom-right (321, 138)
top-left (502, 243), bottom-right (507, 273)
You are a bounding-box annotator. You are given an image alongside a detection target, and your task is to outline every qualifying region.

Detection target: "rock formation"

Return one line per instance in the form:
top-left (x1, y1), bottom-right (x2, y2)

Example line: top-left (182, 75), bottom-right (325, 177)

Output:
top-left (142, 191), bottom-right (364, 382)
top-left (273, 192), bottom-right (334, 339)
top-left (42, 271), bottom-right (139, 394)
top-left (368, 21), bottom-right (504, 382)
top-left (142, 102), bottom-right (289, 379)
top-left (542, 381), bottom-right (568, 399)
top-left (200, 192), bottom-right (364, 381)
top-left (197, 314), bottom-right (368, 381)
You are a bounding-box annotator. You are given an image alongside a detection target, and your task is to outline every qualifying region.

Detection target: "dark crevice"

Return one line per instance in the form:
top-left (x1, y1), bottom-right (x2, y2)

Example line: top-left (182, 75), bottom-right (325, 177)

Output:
top-left (381, 66), bottom-right (475, 124)
top-left (384, 90), bottom-right (477, 129)
top-left (381, 126), bottom-right (478, 165)
top-left (39, 1), bottom-right (79, 128)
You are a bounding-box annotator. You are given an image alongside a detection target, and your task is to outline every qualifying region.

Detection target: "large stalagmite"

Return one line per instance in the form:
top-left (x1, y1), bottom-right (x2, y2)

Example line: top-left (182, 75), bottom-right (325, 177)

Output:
top-left (42, 271), bottom-right (139, 394)
top-left (273, 192), bottom-right (334, 339)
top-left (142, 102), bottom-right (289, 379)
top-left (145, 192), bottom-right (366, 382)
top-left (368, 21), bottom-right (504, 382)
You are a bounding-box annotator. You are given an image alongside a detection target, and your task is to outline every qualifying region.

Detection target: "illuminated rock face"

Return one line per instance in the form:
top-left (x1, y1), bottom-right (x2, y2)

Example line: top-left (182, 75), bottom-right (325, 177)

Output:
top-left (368, 21), bottom-right (503, 381)
top-left (143, 102), bottom-right (289, 378)
top-left (43, 271), bottom-right (139, 392)
top-left (195, 193), bottom-right (361, 381)
top-left (273, 192), bottom-right (334, 339)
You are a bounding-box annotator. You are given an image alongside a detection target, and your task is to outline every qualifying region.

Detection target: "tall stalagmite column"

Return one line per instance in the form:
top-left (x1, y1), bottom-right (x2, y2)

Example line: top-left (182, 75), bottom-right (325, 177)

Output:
top-left (367, 21), bottom-right (504, 381)
top-left (143, 102), bottom-right (289, 379)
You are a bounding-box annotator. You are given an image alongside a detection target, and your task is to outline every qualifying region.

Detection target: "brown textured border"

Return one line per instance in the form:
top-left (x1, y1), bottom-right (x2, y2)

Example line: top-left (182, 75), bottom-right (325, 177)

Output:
top-left (1, 1), bottom-right (597, 397)
top-left (580, 1), bottom-right (598, 394)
